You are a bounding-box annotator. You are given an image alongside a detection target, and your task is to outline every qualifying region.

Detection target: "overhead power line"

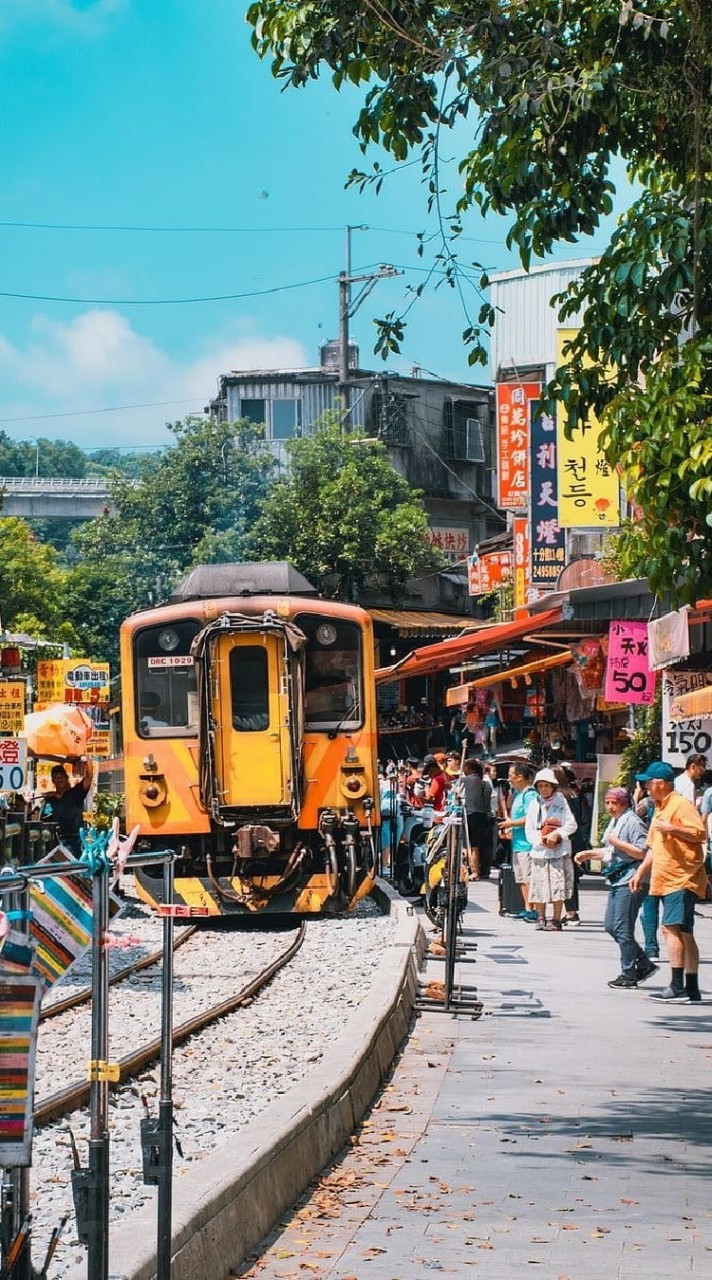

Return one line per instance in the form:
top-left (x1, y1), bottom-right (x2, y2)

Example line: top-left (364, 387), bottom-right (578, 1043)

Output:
top-left (0, 218), bottom-right (506, 246)
top-left (0, 272), bottom-right (338, 307)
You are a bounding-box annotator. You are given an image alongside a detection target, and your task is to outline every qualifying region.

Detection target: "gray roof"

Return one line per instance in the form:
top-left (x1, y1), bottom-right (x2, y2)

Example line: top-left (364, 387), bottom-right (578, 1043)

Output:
top-left (170, 562), bottom-right (319, 603)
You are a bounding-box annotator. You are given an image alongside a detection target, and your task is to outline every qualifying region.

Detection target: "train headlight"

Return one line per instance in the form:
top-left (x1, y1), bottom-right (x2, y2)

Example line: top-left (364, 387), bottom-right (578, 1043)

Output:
top-left (340, 773), bottom-right (367, 800)
top-left (157, 628), bottom-right (180, 652)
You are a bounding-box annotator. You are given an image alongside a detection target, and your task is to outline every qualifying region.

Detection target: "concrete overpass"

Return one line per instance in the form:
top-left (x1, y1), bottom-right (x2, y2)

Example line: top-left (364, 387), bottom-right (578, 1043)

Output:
top-left (0, 477), bottom-right (114, 519)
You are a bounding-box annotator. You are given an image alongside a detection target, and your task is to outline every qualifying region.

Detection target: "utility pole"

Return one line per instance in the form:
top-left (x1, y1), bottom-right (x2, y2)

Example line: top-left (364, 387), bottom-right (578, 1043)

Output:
top-left (338, 234), bottom-right (402, 428)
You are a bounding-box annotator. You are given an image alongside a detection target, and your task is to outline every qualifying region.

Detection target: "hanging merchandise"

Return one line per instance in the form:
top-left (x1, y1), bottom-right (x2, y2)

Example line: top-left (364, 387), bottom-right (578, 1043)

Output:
top-left (571, 638), bottom-right (606, 695)
top-left (647, 608), bottom-right (690, 671)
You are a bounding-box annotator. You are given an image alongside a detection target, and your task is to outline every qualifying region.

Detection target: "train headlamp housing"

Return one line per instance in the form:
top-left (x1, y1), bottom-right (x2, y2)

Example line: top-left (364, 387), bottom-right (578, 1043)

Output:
top-left (157, 628), bottom-right (180, 652)
top-left (316, 623), bottom-right (338, 646)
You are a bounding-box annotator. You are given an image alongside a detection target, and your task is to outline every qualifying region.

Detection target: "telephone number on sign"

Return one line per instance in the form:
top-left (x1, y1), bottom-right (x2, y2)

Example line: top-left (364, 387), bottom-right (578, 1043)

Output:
top-left (665, 727), bottom-right (712, 757)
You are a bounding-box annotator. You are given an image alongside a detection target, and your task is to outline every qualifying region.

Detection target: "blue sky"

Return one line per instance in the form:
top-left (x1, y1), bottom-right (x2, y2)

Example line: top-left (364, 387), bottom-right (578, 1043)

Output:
top-left (0, 1), bottom-right (630, 451)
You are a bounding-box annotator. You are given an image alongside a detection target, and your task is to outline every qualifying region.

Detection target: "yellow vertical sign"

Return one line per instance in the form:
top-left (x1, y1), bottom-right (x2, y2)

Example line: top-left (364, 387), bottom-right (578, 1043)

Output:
top-left (0, 682), bottom-right (25, 734)
top-left (556, 329), bottom-right (619, 528)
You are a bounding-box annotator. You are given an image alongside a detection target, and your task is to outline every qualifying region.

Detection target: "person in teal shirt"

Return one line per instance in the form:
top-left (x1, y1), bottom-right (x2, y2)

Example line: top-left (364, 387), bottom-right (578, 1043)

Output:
top-left (498, 761), bottom-right (538, 920)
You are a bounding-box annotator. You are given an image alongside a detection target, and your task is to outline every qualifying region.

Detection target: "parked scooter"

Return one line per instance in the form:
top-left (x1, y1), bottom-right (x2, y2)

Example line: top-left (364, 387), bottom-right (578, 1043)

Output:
top-left (393, 798), bottom-right (436, 897)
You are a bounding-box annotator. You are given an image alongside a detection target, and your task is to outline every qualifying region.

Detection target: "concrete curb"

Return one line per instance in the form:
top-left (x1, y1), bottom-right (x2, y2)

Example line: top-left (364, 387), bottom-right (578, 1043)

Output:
top-left (65, 883), bottom-right (424, 1280)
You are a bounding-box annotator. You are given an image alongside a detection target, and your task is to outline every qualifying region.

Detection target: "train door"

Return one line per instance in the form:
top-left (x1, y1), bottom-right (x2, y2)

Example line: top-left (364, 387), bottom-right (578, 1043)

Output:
top-left (212, 632), bottom-right (293, 810)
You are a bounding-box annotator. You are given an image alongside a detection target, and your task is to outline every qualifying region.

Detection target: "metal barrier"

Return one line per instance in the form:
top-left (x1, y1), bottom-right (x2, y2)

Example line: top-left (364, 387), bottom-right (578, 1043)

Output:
top-left (0, 847), bottom-right (177, 1280)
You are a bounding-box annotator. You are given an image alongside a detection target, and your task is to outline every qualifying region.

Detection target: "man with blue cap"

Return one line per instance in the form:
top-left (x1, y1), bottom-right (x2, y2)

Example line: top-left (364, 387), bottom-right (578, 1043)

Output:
top-left (630, 761), bottom-right (707, 1002)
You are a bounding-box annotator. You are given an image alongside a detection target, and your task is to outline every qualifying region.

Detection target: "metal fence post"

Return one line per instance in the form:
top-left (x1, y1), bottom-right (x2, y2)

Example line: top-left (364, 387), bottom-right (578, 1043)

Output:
top-left (156, 860), bottom-right (175, 1280)
top-left (86, 867), bottom-right (110, 1280)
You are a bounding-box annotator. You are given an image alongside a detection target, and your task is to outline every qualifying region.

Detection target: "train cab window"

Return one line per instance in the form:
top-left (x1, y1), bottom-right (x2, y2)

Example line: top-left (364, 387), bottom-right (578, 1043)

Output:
top-left (296, 614), bottom-right (363, 732)
top-left (229, 646), bottom-right (269, 731)
top-left (134, 620), bottom-right (200, 738)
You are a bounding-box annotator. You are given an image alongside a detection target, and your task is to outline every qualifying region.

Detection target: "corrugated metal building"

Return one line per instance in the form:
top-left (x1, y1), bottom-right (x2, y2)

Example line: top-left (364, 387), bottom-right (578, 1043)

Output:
top-left (488, 258), bottom-right (594, 383)
top-left (207, 343), bottom-right (504, 614)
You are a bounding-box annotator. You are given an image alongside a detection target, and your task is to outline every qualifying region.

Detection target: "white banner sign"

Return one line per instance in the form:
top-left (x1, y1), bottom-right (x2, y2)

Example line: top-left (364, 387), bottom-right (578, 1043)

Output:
top-left (0, 737), bottom-right (28, 793)
top-left (662, 669), bottom-right (712, 768)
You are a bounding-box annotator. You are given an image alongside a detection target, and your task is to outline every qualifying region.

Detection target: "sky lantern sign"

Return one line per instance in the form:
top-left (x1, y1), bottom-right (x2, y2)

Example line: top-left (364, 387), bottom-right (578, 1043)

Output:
top-left (555, 329), bottom-right (620, 528)
top-left (468, 550), bottom-right (512, 596)
top-left (495, 382), bottom-right (541, 509)
top-left (604, 620), bottom-right (656, 705)
top-left (529, 400), bottom-right (566, 590)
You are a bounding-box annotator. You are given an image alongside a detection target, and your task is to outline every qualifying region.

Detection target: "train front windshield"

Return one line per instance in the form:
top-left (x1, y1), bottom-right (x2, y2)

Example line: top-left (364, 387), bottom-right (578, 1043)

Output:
top-left (296, 614), bottom-right (363, 733)
top-left (134, 620), bottom-right (200, 737)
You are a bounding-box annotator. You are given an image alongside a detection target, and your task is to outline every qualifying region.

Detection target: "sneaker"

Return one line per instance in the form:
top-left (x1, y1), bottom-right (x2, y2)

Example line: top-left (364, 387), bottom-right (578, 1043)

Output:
top-left (649, 986), bottom-right (688, 1002)
top-left (563, 914), bottom-right (581, 927)
top-left (687, 989), bottom-right (703, 1003)
top-left (534, 918), bottom-right (546, 931)
top-left (517, 909), bottom-right (539, 922)
top-left (636, 960), bottom-right (659, 983)
top-left (545, 919), bottom-right (563, 931)
top-left (645, 948), bottom-right (660, 959)
top-left (608, 974), bottom-right (638, 989)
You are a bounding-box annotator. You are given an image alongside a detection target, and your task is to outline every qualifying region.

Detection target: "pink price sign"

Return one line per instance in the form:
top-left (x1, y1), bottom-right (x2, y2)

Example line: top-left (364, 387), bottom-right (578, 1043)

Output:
top-left (604, 620), bottom-right (656, 705)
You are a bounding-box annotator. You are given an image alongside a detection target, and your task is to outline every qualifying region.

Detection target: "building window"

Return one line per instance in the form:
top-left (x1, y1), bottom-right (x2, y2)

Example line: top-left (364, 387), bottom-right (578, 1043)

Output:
top-left (369, 391), bottom-right (412, 446)
top-left (240, 399), bottom-right (266, 426)
top-left (272, 398), bottom-right (302, 440)
top-left (446, 400), bottom-right (489, 463)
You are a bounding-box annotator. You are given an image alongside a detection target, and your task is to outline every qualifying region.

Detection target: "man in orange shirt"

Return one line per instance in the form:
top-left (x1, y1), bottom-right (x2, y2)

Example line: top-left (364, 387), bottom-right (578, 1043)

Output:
top-left (630, 761), bottom-right (707, 1003)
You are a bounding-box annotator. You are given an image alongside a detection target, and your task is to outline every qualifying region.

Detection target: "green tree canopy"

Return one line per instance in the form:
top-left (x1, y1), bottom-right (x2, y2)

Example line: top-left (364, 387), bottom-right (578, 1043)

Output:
top-left (247, 0), bottom-right (712, 601)
top-left (247, 415), bottom-right (441, 601)
top-left (67, 416), bottom-right (275, 663)
top-left (0, 516), bottom-right (77, 644)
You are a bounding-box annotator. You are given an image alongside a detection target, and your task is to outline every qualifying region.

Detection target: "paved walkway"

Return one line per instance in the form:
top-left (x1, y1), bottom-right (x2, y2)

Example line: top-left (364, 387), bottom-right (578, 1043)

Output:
top-left (239, 878), bottom-right (712, 1279)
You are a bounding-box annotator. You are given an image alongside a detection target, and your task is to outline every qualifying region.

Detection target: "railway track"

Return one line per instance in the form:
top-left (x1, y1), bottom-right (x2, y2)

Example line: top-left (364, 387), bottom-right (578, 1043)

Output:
top-left (39, 924), bottom-right (198, 1022)
top-left (35, 922), bottom-right (306, 1128)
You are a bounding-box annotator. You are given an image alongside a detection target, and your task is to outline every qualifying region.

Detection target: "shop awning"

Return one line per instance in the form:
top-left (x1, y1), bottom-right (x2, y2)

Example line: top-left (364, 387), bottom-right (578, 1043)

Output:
top-left (374, 606), bottom-right (564, 686)
top-left (669, 686), bottom-right (712, 721)
top-left (444, 649), bottom-right (573, 707)
top-left (368, 608), bottom-right (483, 637)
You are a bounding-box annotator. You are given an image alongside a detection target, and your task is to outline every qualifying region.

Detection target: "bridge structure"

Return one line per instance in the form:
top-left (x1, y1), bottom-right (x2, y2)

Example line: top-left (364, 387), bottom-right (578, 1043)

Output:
top-left (0, 477), bottom-right (114, 519)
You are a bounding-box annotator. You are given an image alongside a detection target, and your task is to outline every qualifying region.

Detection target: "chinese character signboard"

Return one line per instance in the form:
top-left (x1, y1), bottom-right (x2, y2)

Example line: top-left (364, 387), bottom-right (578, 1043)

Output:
top-left (529, 400), bottom-right (566, 590)
top-left (37, 659), bottom-right (110, 706)
top-left (0, 738), bottom-right (28, 792)
top-left (604, 620), bottom-right (656, 705)
top-left (468, 550), bottom-right (512, 596)
top-left (0, 683), bottom-right (25, 735)
top-left (662, 669), bottom-right (712, 768)
top-left (425, 526), bottom-right (470, 564)
top-left (512, 516), bottom-right (530, 612)
top-left (495, 382), bottom-right (540, 510)
top-left (555, 329), bottom-right (620, 528)
top-left (35, 660), bottom-right (66, 705)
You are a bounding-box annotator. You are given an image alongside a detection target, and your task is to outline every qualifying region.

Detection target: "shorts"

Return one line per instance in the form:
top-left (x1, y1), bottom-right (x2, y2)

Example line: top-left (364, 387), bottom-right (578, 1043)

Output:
top-left (529, 855), bottom-right (574, 904)
top-left (513, 850), bottom-right (532, 885)
top-left (660, 888), bottom-right (698, 933)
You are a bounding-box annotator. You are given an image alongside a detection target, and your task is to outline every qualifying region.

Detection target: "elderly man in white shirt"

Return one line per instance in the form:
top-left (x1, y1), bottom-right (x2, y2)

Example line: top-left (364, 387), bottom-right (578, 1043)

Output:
top-left (674, 753), bottom-right (707, 806)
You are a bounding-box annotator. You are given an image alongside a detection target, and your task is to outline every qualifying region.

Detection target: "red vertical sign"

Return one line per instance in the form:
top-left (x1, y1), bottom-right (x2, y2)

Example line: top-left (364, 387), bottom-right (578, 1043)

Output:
top-left (496, 382), bottom-right (541, 510)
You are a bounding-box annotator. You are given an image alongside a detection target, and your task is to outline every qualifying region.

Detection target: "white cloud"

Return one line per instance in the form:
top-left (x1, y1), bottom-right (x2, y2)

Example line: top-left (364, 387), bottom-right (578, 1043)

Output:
top-left (0, 309), bottom-right (310, 449)
top-left (0, 0), bottom-right (126, 33)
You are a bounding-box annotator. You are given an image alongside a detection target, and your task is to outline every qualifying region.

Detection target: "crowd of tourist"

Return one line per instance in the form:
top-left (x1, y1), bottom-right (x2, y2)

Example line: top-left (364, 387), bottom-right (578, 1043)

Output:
top-left (380, 750), bottom-right (712, 1004)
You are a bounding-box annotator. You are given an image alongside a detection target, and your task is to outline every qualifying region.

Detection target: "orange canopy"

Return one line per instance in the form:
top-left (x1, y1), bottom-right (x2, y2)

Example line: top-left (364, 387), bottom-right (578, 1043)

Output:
top-left (375, 606), bottom-right (564, 686)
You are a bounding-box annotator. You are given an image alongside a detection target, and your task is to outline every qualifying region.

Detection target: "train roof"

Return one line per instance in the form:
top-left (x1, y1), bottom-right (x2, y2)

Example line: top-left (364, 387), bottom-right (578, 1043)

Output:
top-left (170, 562), bottom-right (319, 603)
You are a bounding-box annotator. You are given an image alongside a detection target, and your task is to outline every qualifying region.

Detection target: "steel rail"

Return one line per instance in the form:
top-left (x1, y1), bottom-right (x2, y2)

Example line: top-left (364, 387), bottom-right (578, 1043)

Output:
top-left (39, 925), bottom-right (198, 1022)
top-left (35, 922), bottom-right (306, 1128)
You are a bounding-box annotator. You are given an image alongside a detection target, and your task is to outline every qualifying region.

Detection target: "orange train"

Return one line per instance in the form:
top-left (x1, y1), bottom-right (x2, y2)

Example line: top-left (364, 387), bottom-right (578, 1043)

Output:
top-left (116, 562), bottom-right (379, 915)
